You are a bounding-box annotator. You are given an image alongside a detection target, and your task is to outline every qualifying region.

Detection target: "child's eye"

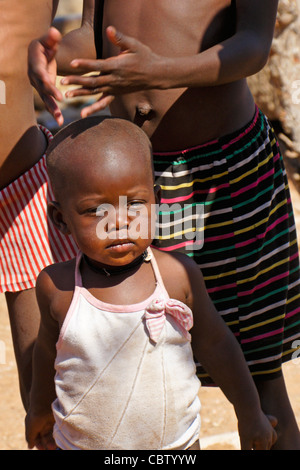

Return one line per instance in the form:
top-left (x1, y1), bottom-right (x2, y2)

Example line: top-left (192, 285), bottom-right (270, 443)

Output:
top-left (95, 208), bottom-right (107, 217)
top-left (130, 201), bottom-right (144, 207)
top-left (96, 203), bottom-right (112, 218)
top-left (128, 201), bottom-right (145, 215)
top-left (83, 207), bottom-right (98, 216)
top-left (95, 209), bottom-right (105, 217)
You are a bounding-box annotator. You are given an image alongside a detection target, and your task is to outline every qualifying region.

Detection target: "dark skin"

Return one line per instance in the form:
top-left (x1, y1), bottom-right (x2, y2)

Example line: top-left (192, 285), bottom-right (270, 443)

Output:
top-left (0, 0), bottom-right (59, 187)
top-left (28, 0), bottom-right (300, 450)
top-left (1, 0), bottom-right (59, 412)
top-left (28, 0), bottom-right (278, 151)
top-left (25, 118), bottom-right (277, 450)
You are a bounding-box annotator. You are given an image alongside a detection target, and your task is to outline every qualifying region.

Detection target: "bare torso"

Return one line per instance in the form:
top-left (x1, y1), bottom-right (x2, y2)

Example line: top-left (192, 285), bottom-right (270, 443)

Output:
top-left (102, 0), bottom-right (256, 151)
top-left (0, 1), bottom-right (54, 188)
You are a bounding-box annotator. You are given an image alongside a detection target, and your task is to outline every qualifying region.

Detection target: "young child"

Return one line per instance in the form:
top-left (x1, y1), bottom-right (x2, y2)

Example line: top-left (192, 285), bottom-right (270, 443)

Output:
top-left (25, 116), bottom-right (277, 450)
top-left (28, 0), bottom-right (300, 448)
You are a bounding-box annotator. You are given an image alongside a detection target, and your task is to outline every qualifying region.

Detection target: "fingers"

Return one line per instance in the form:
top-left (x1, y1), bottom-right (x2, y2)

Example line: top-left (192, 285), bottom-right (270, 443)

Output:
top-left (267, 414), bottom-right (278, 448)
top-left (42, 94), bottom-right (64, 126)
top-left (106, 25), bottom-right (139, 52)
top-left (240, 439), bottom-right (252, 450)
top-left (26, 431), bottom-right (36, 450)
top-left (271, 427), bottom-right (278, 447)
top-left (252, 433), bottom-right (277, 450)
top-left (28, 27), bottom-right (63, 124)
top-left (62, 73), bottom-right (103, 87)
top-left (36, 68), bottom-right (63, 102)
top-left (40, 27), bottom-right (62, 61)
top-left (240, 430), bottom-right (277, 450)
top-left (240, 437), bottom-right (270, 451)
top-left (28, 62), bottom-right (62, 104)
top-left (267, 414), bottom-right (278, 430)
top-left (35, 431), bottom-right (57, 451)
top-left (29, 434), bottom-right (57, 451)
top-left (239, 413), bottom-right (278, 450)
top-left (40, 27), bottom-right (62, 48)
top-left (68, 25), bottom-right (141, 72)
top-left (67, 58), bottom-right (116, 76)
top-left (25, 414), bottom-right (56, 451)
top-left (28, 28), bottom-right (61, 74)
top-left (81, 95), bottom-right (115, 118)
top-left (62, 74), bottom-right (113, 97)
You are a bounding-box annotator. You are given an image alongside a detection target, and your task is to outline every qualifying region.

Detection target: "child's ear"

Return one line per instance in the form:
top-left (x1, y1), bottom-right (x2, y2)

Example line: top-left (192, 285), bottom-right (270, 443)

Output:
top-left (47, 201), bottom-right (71, 235)
top-left (154, 184), bottom-right (161, 204)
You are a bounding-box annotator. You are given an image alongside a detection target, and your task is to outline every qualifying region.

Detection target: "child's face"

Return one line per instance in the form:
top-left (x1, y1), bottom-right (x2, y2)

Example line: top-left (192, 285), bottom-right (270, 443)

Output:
top-left (54, 148), bottom-right (158, 268)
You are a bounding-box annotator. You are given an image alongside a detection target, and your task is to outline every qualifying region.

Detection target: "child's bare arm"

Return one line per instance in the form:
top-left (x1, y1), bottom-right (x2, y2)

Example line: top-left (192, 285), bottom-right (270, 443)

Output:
top-left (27, 0), bottom-right (96, 125)
top-left (62, 0), bottom-right (279, 116)
top-left (185, 260), bottom-right (277, 450)
top-left (25, 270), bottom-right (59, 450)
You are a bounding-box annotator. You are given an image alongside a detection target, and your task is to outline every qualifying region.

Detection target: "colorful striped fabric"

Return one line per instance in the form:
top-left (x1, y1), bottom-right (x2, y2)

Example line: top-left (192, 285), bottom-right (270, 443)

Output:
top-left (0, 126), bottom-right (78, 293)
top-left (153, 107), bottom-right (300, 383)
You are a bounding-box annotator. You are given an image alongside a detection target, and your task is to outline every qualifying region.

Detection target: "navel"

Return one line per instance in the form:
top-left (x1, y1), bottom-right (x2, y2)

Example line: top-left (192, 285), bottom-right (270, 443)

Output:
top-left (136, 102), bottom-right (153, 117)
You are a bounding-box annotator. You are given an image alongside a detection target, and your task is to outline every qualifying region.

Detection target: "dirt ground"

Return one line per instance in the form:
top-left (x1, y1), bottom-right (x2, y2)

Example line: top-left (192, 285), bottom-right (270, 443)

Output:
top-left (0, 287), bottom-right (299, 450)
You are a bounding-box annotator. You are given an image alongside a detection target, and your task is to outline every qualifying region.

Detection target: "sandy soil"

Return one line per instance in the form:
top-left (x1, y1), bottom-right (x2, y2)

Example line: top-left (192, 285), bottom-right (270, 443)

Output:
top-left (0, 291), bottom-right (299, 450)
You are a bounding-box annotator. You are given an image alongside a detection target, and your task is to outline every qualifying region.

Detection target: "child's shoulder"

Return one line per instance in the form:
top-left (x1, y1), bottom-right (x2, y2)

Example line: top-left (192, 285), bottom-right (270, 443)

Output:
top-left (151, 247), bottom-right (202, 301)
top-left (151, 246), bottom-right (198, 271)
top-left (36, 258), bottom-right (77, 296)
top-left (36, 258), bottom-right (77, 321)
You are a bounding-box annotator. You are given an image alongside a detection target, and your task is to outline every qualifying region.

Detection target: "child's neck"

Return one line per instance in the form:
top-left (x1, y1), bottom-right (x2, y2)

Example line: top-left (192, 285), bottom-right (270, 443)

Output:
top-left (83, 250), bottom-right (148, 277)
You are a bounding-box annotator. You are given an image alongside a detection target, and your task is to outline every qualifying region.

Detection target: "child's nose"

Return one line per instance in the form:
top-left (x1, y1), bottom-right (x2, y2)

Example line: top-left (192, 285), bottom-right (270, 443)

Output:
top-left (115, 206), bottom-right (129, 229)
top-left (105, 203), bottom-right (129, 233)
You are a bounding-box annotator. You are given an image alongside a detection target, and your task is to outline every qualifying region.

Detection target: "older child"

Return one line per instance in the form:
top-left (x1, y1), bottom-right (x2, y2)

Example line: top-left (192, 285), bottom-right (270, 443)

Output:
top-left (0, 0), bottom-right (78, 411)
top-left (25, 117), bottom-right (276, 450)
top-left (28, 0), bottom-right (300, 448)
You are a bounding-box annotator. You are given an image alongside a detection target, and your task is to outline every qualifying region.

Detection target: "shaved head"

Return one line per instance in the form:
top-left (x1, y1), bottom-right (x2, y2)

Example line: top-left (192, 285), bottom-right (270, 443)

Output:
top-left (46, 116), bottom-right (154, 202)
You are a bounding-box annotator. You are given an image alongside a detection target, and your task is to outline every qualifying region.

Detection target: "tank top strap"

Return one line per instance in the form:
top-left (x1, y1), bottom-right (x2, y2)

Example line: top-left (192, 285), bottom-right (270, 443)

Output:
top-left (75, 251), bottom-right (84, 287)
top-left (74, 248), bottom-right (170, 298)
top-left (148, 248), bottom-right (170, 300)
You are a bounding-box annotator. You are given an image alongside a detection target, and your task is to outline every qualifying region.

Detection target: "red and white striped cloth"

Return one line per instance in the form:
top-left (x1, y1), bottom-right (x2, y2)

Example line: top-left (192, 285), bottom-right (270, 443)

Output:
top-left (0, 126), bottom-right (78, 293)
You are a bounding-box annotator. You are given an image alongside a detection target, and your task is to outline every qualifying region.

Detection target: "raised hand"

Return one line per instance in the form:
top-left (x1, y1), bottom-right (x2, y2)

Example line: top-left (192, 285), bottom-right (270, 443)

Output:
top-left (62, 26), bottom-right (164, 117)
top-left (28, 27), bottom-right (64, 125)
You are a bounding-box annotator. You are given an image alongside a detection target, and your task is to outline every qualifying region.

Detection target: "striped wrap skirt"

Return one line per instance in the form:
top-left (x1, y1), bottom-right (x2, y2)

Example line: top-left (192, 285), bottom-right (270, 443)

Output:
top-left (153, 107), bottom-right (300, 383)
top-left (0, 126), bottom-right (78, 293)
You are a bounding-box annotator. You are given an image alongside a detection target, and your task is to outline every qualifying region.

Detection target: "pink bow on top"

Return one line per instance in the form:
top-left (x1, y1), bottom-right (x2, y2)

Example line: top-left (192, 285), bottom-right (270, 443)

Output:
top-left (144, 299), bottom-right (194, 343)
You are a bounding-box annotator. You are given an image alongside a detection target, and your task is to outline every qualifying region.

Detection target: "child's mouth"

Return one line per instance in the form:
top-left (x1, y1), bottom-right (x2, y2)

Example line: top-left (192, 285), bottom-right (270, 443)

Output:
top-left (106, 240), bottom-right (134, 253)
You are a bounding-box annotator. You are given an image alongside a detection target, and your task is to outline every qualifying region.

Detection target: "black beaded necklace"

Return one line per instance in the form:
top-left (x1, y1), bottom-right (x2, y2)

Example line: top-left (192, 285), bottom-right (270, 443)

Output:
top-left (83, 250), bottom-right (149, 277)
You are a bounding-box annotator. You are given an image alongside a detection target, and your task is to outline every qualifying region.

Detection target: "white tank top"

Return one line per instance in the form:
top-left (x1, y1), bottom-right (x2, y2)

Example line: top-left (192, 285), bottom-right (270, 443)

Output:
top-left (52, 249), bottom-right (201, 450)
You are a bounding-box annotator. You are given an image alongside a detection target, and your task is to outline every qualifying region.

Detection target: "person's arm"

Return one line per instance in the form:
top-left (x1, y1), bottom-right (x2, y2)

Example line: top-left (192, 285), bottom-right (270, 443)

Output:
top-left (55, 0), bottom-right (97, 75)
top-left (27, 0), bottom-right (97, 125)
top-left (25, 270), bottom-right (60, 451)
top-left (52, 0), bottom-right (59, 20)
top-left (184, 260), bottom-right (277, 450)
top-left (62, 0), bottom-right (279, 117)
